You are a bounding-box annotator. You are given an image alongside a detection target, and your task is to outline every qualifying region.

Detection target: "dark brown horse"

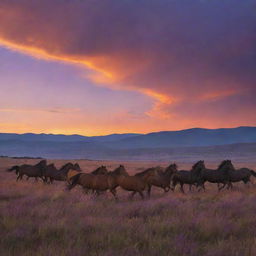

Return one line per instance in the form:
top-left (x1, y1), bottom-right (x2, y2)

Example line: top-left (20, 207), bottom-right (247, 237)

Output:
top-left (44, 162), bottom-right (81, 183)
top-left (68, 165), bottom-right (148, 200)
top-left (199, 160), bottom-right (232, 191)
top-left (172, 161), bottom-right (204, 193)
top-left (80, 166), bottom-right (109, 194)
top-left (7, 160), bottom-right (47, 182)
top-left (221, 160), bottom-right (256, 189)
top-left (91, 166), bottom-right (109, 175)
top-left (136, 164), bottom-right (178, 197)
top-left (113, 165), bottom-right (148, 199)
top-left (67, 165), bottom-right (122, 199)
top-left (135, 166), bottom-right (162, 180)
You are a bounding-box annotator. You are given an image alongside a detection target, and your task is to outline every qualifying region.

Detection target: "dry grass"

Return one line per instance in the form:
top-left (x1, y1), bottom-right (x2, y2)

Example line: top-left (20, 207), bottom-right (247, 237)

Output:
top-left (1, 158), bottom-right (256, 256)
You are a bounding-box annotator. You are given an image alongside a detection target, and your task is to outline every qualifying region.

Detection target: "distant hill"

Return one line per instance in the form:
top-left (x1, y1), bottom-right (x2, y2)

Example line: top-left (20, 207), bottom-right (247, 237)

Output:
top-left (0, 132), bottom-right (139, 142)
top-left (111, 126), bottom-right (256, 148)
top-left (0, 127), bottom-right (255, 160)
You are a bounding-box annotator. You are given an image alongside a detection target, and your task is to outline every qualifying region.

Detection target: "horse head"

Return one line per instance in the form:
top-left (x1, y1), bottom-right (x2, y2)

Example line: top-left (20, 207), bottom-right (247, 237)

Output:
top-left (191, 160), bottom-right (205, 176)
top-left (92, 165), bottom-right (108, 174)
top-left (165, 163), bottom-right (178, 174)
top-left (74, 163), bottom-right (82, 172)
top-left (113, 165), bottom-right (129, 176)
top-left (218, 160), bottom-right (234, 172)
top-left (36, 160), bottom-right (47, 168)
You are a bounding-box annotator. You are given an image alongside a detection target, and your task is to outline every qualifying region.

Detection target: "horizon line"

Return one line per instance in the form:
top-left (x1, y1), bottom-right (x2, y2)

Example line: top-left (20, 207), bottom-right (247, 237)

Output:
top-left (0, 125), bottom-right (255, 137)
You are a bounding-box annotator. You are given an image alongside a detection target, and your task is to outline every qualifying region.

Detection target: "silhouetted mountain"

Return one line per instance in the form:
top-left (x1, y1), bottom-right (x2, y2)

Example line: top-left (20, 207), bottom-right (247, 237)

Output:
top-left (0, 127), bottom-right (255, 160)
top-left (0, 132), bottom-right (139, 142)
top-left (111, 127), bottom-right (256, 148)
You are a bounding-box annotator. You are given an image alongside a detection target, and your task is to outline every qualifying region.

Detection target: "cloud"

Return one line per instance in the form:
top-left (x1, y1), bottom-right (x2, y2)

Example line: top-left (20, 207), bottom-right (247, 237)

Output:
top-left (0, 108), bottom-right (80, 114)
top-left (0, 0), bottom-right (255, 126)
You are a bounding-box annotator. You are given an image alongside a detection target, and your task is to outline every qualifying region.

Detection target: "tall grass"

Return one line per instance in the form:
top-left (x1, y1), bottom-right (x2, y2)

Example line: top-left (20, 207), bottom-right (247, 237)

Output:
top-left (1, 158), bottom-right (256, 256)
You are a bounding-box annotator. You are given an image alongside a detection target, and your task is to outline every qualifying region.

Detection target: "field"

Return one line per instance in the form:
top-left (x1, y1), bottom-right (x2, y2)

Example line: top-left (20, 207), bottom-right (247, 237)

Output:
top-left (1, 157), bottom-right (256, 256)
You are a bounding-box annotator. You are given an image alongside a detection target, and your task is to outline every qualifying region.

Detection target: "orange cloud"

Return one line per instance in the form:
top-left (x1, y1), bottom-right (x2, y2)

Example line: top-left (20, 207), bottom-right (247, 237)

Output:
top-left (0, 0), bottom-right (255, 134)
top-left (200, 90), bottom-right (239, 101)
top-left (0, 38), bottom-right (113, 80)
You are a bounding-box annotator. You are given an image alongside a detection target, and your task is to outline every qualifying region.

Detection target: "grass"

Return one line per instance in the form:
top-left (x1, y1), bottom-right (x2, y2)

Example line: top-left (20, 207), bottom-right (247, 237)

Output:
top-left (1, 158), bottom-right (256, 256)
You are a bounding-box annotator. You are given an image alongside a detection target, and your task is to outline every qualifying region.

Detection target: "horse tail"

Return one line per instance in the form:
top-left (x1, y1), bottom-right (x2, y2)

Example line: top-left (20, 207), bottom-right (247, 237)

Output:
top-left (7, 166), bottom-right (19, 174)
top-left (144, 181), bottom-right (150, 192)
top-left (67, 173), bottom-right (82, 190)
top-left (250, 170), bottom-right (256, 177)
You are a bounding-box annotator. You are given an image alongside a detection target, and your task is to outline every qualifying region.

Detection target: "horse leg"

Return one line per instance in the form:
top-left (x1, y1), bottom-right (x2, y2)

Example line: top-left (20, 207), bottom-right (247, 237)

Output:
top-left (243, 179), bottom-right (250, 188)
top-left (189, 184), bottom-right (192, 192)
top-left (39, 176), bottom-right (45, 182)
top-left (138, 191), bottom-right (144, 200)
top-left (180, 183), bottom-right (185, 193)
top-left (129, 191), bottom-right (136, 200)
top-left (196, 182), bottom-right (204, 192)
top-left (248, 178), bottom-right (254, 186)
top-left (110, 188), bottom-right (118, 201)
top-left (147, 185), bottom-right (151, 198)
top-left (16, 174), bottom-right (21, 181)
top-left (218, 183), bottom-right (226, 191)
top-left (172, 180), bottom-right (178, 192)
top-left (164, 186), bottom-right (170, 193)
top-left (26, 176), bottom-right (30, 181)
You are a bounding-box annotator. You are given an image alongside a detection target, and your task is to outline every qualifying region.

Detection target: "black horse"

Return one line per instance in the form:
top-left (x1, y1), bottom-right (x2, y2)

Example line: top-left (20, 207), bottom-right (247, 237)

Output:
top-left (7, 160), bottom-right (47, 182)
top-left (172, 161), bottom-right (204, 193)
top-left (198, 160), bottom-right (232, 191)
top-left (43, 163), bottom-right (81, 183)
top-left (222, 160), bottom-right (256, 189)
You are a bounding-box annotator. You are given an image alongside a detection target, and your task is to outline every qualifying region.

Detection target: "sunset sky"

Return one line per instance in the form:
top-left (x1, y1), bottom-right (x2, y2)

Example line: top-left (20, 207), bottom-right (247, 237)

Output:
top-left (0, 0), bottom-right (255, 136)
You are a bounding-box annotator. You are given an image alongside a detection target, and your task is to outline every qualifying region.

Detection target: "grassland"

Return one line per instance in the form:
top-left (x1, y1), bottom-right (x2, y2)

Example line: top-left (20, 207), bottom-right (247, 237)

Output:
top-left (1, 158), bottom-right (256, 256)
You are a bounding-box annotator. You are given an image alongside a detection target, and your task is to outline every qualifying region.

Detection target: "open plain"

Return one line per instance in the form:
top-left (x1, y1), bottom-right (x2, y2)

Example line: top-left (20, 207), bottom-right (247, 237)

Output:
top-left (1, 157), bottom-right (256, 256)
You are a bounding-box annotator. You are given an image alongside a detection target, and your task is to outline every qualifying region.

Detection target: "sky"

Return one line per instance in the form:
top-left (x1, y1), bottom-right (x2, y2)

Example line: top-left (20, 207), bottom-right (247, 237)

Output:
top-left (0, 0), bottom-right (255, 136)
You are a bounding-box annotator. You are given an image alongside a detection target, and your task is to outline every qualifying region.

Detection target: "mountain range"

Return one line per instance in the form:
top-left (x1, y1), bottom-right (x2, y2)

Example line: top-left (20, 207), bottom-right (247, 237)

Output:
top-left (0, 126), bottom-right (256, 160)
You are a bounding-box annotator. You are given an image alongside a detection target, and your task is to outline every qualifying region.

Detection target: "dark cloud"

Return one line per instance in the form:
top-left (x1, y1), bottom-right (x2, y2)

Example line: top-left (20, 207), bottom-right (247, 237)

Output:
top-left (0, 0), bottom-right (255, 125)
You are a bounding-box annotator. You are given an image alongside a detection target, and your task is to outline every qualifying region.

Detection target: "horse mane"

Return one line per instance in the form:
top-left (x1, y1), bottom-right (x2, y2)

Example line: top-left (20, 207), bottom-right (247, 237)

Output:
top-left (35, 159), bottom-right (47, 167)
top-left (218, 160), bottom-right (229, 170)
top-left (60, 162), bottom-right (73, 170)
top-left (112, 165), bottom-right (128, 176)
top-left (47, 163), bottom-right (56, 168)
top-left (91, 166), bottom-right (107, 174)
top-left (172, 163), bottom-right (177, 169)
top-left (191, 161), bottom-right (203, 171)
top-left (93, 166), bottom-right (102, 172)
top-left (166, 163), bottom-right (177, 172)
top-left (74, 163), bottom-right (81, 169)
top-left (136, 166), bottom-right (160, 176)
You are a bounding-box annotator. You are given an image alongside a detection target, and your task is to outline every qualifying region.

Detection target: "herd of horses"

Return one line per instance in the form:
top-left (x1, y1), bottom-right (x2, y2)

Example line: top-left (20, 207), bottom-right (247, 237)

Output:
top-left (7, 160), bottom-right (256, 200)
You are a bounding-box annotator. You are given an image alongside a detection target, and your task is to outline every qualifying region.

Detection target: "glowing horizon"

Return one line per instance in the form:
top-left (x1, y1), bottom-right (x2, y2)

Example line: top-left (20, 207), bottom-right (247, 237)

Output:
top-left (0, 1), bottom-right (255, 135)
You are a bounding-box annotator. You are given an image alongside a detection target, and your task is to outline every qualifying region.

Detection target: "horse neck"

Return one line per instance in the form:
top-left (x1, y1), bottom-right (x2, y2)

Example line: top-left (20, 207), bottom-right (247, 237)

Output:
top-left (116, 173), bottom-right (129, 183)
top-left (49, 165), bottom-right (58, 172)
top-left (93, 167), bottom-right (101, 173)
top-left (191, 165), bottom-right (202, 176)
top-left (60, 163), bottom-right (73, 172)
top-left (218, 164), bottom-right (234, 173)
top-left (163, 168), bottom-right (173, 178)
top-left (95, 167), bottom-right (107, 174)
